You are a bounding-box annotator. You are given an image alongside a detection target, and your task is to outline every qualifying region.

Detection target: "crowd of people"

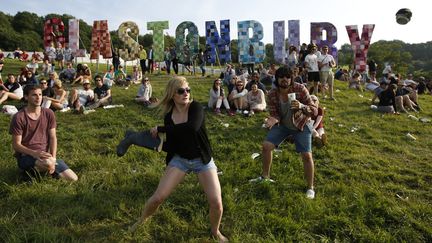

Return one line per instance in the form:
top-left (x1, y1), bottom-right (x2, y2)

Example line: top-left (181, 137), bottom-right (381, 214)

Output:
top-left (2, 41), bottom-right (432, 242)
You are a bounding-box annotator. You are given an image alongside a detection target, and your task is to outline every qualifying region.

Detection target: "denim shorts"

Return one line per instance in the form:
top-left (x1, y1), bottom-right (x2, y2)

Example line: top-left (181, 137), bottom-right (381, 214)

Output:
top-left (17, 155), bottom-right (70, 174)
top-left (265, 121), bottom-right (313, 153)
top-left (168, 155), bottom-right (217, 173)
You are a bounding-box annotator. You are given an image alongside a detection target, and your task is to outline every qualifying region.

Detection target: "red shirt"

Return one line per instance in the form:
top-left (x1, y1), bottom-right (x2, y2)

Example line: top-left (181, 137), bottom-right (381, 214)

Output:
top-left (9, 108), bottom-right (56, 155)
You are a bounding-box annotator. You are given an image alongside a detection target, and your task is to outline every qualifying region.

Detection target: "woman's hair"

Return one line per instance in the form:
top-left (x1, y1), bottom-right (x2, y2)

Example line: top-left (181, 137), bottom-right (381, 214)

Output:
top-left (158, 76), bottom-right (189, 114)
top-left (54, 79), bottom-right (62, 89)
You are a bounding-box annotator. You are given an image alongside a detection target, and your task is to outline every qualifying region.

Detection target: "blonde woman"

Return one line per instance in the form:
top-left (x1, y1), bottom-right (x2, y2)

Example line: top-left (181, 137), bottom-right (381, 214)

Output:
top-left (41, 79), bottom-right (68, 110)
top-left (129, 76), bottom-right (228, 242)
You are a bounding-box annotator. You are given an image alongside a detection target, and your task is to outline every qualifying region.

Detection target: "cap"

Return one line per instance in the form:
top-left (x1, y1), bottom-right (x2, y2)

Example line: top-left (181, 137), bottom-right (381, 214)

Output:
top-left (83, 80), bottom-right (90, 84)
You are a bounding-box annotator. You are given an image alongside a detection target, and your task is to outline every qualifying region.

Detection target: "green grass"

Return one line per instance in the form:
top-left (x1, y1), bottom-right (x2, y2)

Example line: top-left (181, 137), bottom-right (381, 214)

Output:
top-left (1, 59), bottom-right (431, 242)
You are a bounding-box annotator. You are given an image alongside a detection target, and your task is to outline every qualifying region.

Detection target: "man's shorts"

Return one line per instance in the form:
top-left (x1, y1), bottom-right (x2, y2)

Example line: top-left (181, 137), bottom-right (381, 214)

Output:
top-left (265, 122), bottom-right (313, 153)
top-left (319, 71), bottom-right (334, 86)
top-left (308, 72), bottom-right (320, 83)
top-left (168, 155), bottom-right (217, 173)
top-left (17, 155), bottom-right (70, 174)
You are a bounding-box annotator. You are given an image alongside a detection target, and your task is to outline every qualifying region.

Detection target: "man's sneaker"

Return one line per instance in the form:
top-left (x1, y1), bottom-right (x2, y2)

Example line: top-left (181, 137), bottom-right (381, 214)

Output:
top-left (215, 108), bottom-right (221, 114)
top-left (306, 189), bottom-right (315, 199)
top-left (236, 109), bottom-right (242, 114)
top-left (249, 176), bottom-right (275, 183)
top-left (227, 110), bottom-right (235, 116)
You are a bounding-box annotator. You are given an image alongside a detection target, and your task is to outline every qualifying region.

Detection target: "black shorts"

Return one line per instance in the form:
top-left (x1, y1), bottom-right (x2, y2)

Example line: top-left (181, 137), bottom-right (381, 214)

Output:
top-left (308, 72), bottom-right (320, 82)
top-left (17, 155), bottom-right (69, 174)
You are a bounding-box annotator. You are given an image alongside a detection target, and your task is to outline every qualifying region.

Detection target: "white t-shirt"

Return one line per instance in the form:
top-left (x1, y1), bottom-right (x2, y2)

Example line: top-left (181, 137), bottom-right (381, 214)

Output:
top-left (318, 54), bottom-right (335, 72)
top-left (305, 54), bottom-right (319, 72)
top-left (78, 89), bottom-right (94, 105)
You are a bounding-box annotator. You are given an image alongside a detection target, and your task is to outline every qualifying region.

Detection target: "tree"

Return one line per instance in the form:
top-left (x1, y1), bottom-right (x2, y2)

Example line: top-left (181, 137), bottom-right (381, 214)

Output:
top-left (264, 43), bottom-right (275, 66)
top-left (12, 11), bottom-right (43, 34)
top-left (368, 40), bottom-right (412, 75)
top-left (337, 43), bottom-right (353, 68)
top-left (230, 39), bottom-right (238, 64)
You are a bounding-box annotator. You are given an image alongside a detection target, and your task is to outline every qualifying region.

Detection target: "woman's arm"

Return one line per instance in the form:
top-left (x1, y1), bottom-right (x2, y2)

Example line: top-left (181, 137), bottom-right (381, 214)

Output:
top-left (158, 101), bottom-right (204, 133)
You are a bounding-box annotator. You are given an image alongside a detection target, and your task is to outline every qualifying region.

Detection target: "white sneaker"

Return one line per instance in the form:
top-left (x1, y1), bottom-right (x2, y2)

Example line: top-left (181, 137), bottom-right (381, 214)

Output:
top-left (306, 189), bottom-right (315, 199)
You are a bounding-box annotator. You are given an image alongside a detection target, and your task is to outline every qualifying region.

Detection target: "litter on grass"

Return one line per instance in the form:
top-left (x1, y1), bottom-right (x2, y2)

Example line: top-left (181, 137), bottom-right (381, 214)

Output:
top-left (251, 153), bottom-right (260, 159)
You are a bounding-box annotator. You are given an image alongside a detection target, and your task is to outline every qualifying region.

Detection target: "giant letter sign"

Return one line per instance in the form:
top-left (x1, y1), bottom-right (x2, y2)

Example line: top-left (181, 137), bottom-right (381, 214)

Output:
top-left (44, 18), bottom-right (65, 48)
top-left (273, 21), bottom-right (285, 64)
top-left (118, 21), bottom-right (140, 61)
top-left (346, 24), bottom-right (375, 72)
top-left (90, 20), bottom-right (112, 59)
top-left (68, 19), bottom-right (86, 57)
top-left (205, 20), bottom-right (231, 64)
top-left (238, 20), bottom-right (265, 64)
top-left (311, 22), bottom-right (338, 63)
top-left (175, 22), bottom-right (199, 64)
top-left (147, 21), bottom-right (169, 62)
top-left (288, 20), bottom-right (300, 52)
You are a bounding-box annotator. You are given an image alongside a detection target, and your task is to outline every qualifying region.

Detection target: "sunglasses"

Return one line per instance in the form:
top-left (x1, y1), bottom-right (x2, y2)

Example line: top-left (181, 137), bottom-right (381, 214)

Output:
top-left (177, 87), bottom-right (191, 95)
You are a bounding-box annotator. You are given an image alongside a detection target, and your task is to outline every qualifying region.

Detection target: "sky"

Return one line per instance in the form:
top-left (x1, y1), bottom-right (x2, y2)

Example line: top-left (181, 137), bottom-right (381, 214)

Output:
top-left (1, 0), bottom-right (431, 48)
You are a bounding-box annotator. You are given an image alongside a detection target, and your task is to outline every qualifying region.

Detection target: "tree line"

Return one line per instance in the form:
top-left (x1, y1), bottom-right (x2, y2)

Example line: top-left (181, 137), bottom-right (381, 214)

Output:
top-left (1, 11), bottom-right (432, 77)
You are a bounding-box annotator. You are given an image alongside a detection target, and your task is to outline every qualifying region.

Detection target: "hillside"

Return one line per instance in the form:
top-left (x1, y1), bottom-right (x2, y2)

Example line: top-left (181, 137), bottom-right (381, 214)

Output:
top-left (0, 60), bottom-right (431, 242)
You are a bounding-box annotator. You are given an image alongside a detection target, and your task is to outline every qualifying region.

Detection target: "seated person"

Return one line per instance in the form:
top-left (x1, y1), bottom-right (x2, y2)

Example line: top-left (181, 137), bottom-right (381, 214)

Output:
top-left (0, 74), bottom-right (24, 105)
top-left (87, 75), bottom-right (112, 109)
top-left (131, 65), bottom-right (142, 84)
top-left (59, 62), bottom-right (76, 83)
top-left (13, 48), bottom-right (22, 59)
top-left (365, 71), bottom-right (380, 91)
top-left (17, 67), bottom-right (30, 85)
top-left (114, 65), bottom-right (129, 86)
top-left (69, 79), bottom-right (94, 112)
top-left (26, 58), bottom-right (39, 75)
top-left (229, 80), bottom-right (248, 113)
top-left (246, 72), bottom-right (267, 95)
top-left (9, 85), bottom-right (78, 181)
top-left (40, 79), bottom-right (55, 109)
top-left (395, 79), bottom-right (418, 113)
top-left (31, 51), bottom-right (42, 62)
top-left (21, 69), bottom-right (39, 86)
top-left (376, 84), bottom-right (398, 114)
top-left (246, 83), bottom-right (266, 114)
top-left (371, 81), bottom-right (388, 104)
top-left (41, 59), bottom-right (52, 77)
top-left (40, 79), bottom-right (68, 111)
top-left (47, 71), bottom-right (59, 87)
top-left (348, 72), bottom-right (363, 91)
top-left (135, 77), bottom-right (153, 106)
top-left (20, 51), bottom-right (29, 62)
top-left (293, 67), bottom-right (305, 85)
top-left (72, 63), bottom-right (92, 85)
top-left (310, 95), bottom-right (326, 146)
top-left (103, 65), bottom-right (115, 88)
top-left (403, 74), bottom-right (420, 108)
top-left (208, 78), bottom-right (233, 115)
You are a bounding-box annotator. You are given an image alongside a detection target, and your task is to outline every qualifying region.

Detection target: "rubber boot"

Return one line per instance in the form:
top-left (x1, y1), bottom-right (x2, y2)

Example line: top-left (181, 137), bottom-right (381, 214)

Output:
top-left (116, 130), bottom-right (163, 157)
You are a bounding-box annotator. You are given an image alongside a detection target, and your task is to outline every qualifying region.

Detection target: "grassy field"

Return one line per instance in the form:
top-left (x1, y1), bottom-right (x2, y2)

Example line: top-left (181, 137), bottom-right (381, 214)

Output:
top-left (0, 59), bottom-right (431, 242)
